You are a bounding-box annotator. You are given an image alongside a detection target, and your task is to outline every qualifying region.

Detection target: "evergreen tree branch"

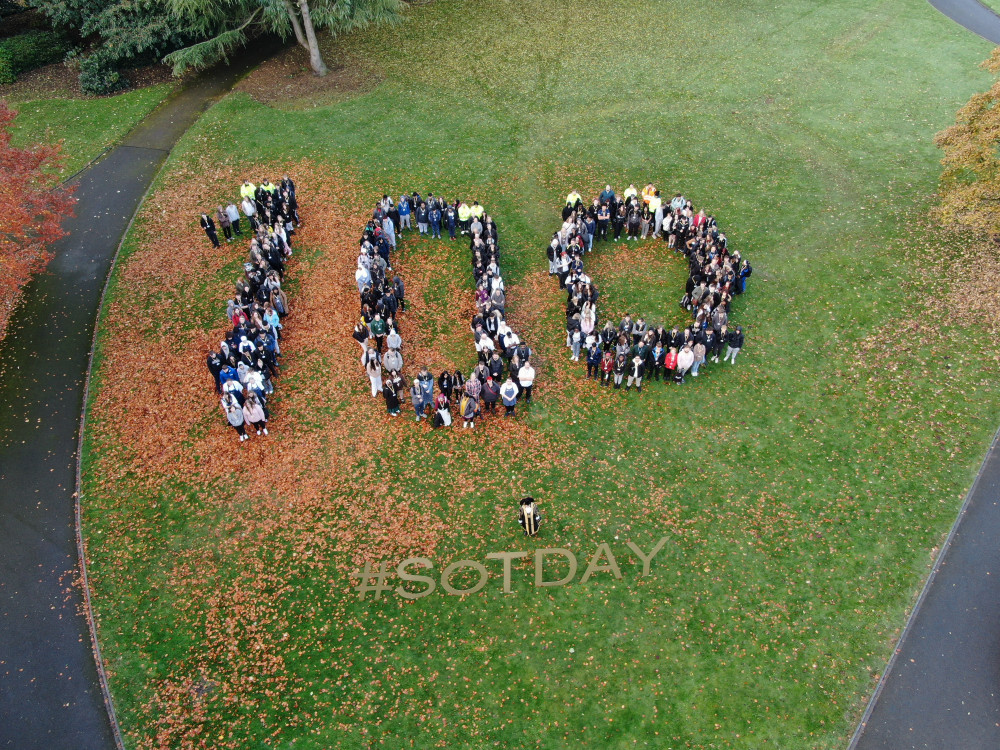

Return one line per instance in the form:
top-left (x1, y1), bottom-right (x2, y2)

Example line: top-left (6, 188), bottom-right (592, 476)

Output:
top-left (162, 9), bottom-right (260, 75)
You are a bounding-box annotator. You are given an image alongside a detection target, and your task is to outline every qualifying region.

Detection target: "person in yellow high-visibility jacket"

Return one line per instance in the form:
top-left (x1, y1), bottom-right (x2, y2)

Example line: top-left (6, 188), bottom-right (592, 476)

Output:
top-left (457, 201), bottom-right (472, 234)
top-left (566, 190), bottom-right (582, 207)
top-left (470, 201), bottom-right (485, 220)
top-left (240, 180), bottom-right (256, 200)
top-left (641, 183), bottom-right (656, 206)
top-left (260, 179), bottom-right (278, 195)
top-left (623, 184), bottom-right (638, 204)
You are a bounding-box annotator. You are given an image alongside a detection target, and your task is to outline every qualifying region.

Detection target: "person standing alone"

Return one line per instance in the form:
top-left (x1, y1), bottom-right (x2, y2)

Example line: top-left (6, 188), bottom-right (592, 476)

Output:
top-left (200, 213), bottom-right (220, 248)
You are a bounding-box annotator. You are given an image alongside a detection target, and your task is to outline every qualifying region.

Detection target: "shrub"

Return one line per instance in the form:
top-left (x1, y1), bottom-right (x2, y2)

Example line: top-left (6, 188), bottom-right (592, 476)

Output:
top-left (0, 30), bottom-right (68, 84)
top-left (78, 52), bottom-right (129, 96)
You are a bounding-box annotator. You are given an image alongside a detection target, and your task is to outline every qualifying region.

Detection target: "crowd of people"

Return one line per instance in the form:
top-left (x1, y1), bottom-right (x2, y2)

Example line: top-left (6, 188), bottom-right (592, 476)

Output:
top-left (199, 176), bottom-right (299, 248)
top-left (550, 183), bottom-right (751, 391)
top-left (204, 176), bottom-right (298, 441)
top-left (354, 193), bottom-right (536, 428)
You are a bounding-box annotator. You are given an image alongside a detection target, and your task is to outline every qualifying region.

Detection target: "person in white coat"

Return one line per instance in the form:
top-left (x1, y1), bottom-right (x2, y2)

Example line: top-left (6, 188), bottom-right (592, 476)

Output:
top-left (517, 361), bottom-right (535, 403)
top-left (241, 195), bottom-right (258, 231)
top-left (382, 214), bottom-right (396, 250)
top-left (675, 344), bottom-right (694, 384)
top-left (355, 264), bottom-right (371, 293)
top-left (476, 332), bottom-right (494, 363)
top-left (225, 203), bottom-right (242, 235)
top-left (363, 347), bottom-right (382, 397)
top-left (244, 368), bottom-right (265, 400)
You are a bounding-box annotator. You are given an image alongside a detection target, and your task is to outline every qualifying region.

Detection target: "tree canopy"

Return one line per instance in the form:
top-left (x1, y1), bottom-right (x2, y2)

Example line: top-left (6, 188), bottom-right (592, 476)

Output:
top-left (28, 0), bottom-right (402, 86)
top-left (935, 48), bottom-right (1000, 238)
top-left (165, 0), bottom-right (402, 77)
top-left (29, 0), bottom-right (193, 63)
top-left (28, 0), bottom-right (198, 92)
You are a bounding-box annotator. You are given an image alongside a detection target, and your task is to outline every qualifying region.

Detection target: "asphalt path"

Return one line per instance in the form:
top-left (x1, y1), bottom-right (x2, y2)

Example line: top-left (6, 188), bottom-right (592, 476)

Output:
top-left (928, 0), bottom-right (1000, 43)
top-left (0, 53), bottom-right (269, 750)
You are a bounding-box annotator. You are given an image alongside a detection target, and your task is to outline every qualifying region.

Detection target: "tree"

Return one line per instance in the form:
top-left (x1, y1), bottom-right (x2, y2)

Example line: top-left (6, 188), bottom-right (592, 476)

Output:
top-left (164, 0), bottom-right (402, 77)
top-left (0, 101), bottom-right (75, 338)
top-left (29, 0), bottom-right (198, 93)
top-left (935, 48), bottom-right (1000, 239)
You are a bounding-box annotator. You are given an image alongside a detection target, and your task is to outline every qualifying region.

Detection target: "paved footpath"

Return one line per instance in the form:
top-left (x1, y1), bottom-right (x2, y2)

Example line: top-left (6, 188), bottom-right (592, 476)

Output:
top-left (928, 0), bottom-right (1000, 43)
top-left (0, 53), bottom-right (267, 750)
top-left (851, 9), bottom-right (1000, 749)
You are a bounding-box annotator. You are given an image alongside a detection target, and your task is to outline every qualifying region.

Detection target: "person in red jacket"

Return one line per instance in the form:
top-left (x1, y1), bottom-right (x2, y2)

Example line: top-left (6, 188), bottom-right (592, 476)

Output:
top-left (481, 376), bottom-right (500, 413)
top-left (600, 350), bottom-right (615, 386)
top-left (663, 347), bottom-right (678, 383)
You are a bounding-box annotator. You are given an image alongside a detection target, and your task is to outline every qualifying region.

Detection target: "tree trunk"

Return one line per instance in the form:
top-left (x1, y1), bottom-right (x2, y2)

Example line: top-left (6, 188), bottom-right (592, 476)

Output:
top-left (297, 0), bottom-right (328, 76)
top-left (283, 0), bottom-right (308, 49)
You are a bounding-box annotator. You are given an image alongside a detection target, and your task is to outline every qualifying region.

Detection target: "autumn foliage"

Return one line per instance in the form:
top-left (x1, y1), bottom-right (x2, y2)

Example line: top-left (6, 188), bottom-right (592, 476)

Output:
top-left (0, 100), bottom-right (75, 337)
top-left (935, 48), bottom-right (1000, 238)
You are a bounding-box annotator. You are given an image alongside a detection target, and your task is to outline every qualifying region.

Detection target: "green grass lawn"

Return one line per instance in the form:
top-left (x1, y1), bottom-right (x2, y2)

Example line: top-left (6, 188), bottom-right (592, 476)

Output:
top-left (79, 0), bottom-right (1000, 748)
top-left (5, 83), bottom-right (173, 176)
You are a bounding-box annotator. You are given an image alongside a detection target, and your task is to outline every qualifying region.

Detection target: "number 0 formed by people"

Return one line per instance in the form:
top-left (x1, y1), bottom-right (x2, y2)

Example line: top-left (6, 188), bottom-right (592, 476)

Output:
top-left (551, 184), bottom-right (751, 391)
top-left (353, 194), bottom-right (534, 428)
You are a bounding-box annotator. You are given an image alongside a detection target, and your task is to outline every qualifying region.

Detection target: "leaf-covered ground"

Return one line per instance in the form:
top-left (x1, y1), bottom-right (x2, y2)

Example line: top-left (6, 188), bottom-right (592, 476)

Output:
top-left (80, 0), bottom-right (1000, 747)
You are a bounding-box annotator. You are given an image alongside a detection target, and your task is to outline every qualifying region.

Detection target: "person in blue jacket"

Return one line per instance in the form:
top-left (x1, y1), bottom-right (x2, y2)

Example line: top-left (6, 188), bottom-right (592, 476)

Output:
top-left (586, 343), bottom-right (602, 379)
top-left (417, 366), bottom-right (435, 417)
top-left (444, 203), bottom-right (458, 240)
top-left (376, 234), bottom-right (391, 266)
top-left (735, 259), bottom-right (752, 294)
top-left (429, 204), bottom-right (442, 239)
top-left (219, 361), bottom-right (240, 386)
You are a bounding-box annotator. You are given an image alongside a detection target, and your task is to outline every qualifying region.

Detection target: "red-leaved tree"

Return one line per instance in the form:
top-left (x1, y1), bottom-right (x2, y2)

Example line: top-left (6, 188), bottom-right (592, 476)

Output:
top-left (0, 100), bottom-right (76, 338)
